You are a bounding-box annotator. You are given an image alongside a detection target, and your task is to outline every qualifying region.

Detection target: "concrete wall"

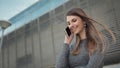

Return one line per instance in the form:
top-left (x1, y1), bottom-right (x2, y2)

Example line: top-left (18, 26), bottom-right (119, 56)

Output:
top-left (0, 0), bottom-right (120, 68)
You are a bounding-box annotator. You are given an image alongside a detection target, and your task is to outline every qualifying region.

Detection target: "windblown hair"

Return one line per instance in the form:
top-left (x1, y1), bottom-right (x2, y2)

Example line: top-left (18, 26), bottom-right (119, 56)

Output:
top-left (66, 8), bottom-right (116, 55)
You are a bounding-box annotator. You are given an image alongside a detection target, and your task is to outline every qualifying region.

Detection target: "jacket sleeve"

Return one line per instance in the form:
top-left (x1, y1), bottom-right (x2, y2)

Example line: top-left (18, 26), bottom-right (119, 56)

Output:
top-left (55, 43), bottom-right (70, 68)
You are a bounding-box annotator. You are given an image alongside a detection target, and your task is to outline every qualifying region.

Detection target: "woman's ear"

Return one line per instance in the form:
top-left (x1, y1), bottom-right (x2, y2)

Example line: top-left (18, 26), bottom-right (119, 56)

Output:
top-left (83, 22), bottom-right (86, 27)
top-left (84, 24), bottom-right (86, 27)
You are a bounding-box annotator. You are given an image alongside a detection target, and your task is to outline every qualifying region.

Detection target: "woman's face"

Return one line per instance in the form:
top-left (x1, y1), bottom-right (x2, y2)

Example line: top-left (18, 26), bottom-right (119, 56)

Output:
top-left (67, 15), bottom-right (84, 34)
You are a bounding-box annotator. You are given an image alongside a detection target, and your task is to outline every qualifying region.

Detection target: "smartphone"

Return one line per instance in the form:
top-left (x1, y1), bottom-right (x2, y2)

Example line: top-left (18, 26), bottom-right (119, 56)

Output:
top-left (65, 26), bottom-right (71, 37)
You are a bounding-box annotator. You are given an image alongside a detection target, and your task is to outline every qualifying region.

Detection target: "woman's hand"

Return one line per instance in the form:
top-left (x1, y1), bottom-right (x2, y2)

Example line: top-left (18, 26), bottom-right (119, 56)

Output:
top-left (64, 32), bottom-right (74, 45)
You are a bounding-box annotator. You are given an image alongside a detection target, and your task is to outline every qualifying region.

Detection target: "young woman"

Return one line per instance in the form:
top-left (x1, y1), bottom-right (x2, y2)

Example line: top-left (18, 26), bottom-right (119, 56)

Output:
top-left (56, 8), bottom-right (115, 68)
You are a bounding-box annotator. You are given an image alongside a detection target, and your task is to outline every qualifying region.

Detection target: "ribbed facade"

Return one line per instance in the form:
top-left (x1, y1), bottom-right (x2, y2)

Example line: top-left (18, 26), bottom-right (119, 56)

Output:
top-left (0, 0), bottom-right (120, 68)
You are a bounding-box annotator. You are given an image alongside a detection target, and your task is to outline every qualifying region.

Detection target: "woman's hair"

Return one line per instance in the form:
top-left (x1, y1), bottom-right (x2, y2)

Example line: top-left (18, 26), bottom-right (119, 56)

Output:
top-left (66, 8), bottom-right (116, 55)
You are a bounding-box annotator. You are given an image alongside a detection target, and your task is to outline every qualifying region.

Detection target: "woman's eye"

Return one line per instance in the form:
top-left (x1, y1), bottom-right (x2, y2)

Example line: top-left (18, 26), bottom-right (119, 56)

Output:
top-left (67, 22), bottom-right (70, 25)
top-left (72, 19), bottom-right (77, 22)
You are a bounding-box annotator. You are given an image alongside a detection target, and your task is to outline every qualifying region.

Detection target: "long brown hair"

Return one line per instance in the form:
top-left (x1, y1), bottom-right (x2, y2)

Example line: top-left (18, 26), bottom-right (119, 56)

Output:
top-left (66, 8), bottom-right (116, 55)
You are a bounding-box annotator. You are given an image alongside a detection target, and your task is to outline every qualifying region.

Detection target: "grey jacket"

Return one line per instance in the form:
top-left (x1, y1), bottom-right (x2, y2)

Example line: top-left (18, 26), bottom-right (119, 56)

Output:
top-left (56, 39), bottom-right (106, 68)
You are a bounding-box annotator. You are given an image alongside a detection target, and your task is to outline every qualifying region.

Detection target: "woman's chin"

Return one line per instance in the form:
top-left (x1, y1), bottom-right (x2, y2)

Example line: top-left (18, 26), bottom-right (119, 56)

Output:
top-left (74, 32), bottom-right (79, 35)
top-left (74, 31), bottom-right (80, 35)
top-left (73, 30), bottom-right (79, 34)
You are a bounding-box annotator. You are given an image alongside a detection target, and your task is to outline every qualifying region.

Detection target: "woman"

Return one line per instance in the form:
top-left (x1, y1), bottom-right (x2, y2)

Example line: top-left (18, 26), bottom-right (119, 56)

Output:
top-left (56, 8), bottom-right (115, 68)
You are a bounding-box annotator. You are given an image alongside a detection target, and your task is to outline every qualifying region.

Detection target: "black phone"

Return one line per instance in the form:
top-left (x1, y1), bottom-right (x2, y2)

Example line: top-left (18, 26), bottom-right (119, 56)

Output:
top-left (65, 26), bottom-right (71, 37)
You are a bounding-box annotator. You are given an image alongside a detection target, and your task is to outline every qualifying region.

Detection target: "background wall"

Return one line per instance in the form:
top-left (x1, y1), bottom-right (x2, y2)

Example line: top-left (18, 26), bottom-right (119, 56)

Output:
top-left (0, 0), bottom-right (120, 68)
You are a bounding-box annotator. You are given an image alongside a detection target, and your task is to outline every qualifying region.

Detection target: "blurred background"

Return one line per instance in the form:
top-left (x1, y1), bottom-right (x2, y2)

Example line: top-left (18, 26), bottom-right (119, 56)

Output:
top-left (0, 0), bottom-right (120, 68)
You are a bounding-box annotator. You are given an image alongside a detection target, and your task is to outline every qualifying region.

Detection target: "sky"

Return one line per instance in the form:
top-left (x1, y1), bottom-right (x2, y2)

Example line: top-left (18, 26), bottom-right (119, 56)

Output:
top-left (0, 0), bottom-right (39, 20)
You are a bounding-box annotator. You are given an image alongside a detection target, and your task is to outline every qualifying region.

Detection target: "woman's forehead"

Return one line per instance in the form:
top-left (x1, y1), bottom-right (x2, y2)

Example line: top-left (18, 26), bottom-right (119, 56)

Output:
top-left (66, 15), bottom-right (81, 21)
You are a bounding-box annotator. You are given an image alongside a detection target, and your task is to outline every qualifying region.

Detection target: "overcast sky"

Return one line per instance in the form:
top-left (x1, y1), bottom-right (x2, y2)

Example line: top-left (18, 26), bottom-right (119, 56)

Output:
top-left (0, 0), bottom-right (39, 20)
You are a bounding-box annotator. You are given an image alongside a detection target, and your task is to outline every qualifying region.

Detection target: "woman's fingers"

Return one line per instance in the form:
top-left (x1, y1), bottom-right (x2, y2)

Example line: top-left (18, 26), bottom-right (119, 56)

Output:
top-left (64, 32), bottom-right (74, 45)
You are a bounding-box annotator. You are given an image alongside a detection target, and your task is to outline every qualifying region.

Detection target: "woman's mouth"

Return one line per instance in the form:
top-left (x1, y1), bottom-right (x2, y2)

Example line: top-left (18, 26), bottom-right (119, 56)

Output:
top-left (72, 26), bottom-right (78, 33)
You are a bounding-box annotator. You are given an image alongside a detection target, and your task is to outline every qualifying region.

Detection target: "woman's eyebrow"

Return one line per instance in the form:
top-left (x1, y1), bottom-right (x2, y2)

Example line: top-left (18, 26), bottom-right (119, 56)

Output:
top-left (72, 18), bottom-right (77, 19)
top-left (67, 21), bottom-right (70, 24)
top-left (67, 17), bottom-right (76, 23)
